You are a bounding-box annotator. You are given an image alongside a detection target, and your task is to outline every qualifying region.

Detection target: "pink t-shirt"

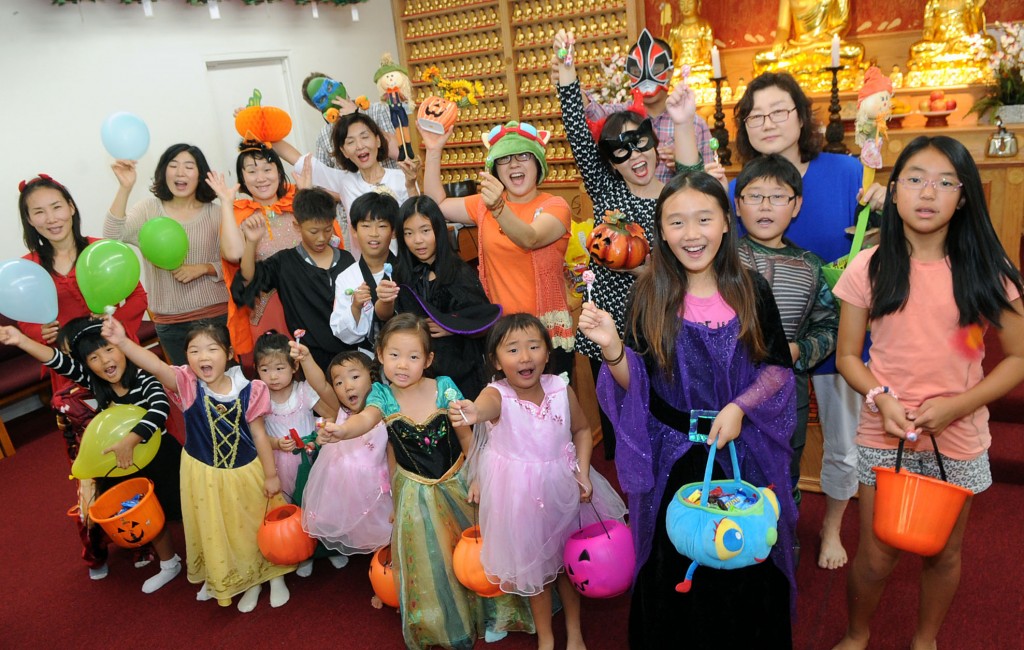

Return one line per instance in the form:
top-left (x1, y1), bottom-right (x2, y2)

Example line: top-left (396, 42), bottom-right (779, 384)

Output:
top-left (169, 365), bottom-right (271, 422)
top-left (833, 248), bottom-right (1020, 459)
top-left (682, 292), bottom-right (736, 329)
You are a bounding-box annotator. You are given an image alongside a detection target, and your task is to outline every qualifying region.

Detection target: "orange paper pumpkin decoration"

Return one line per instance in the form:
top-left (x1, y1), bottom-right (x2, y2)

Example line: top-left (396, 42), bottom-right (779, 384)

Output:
top-left (257, 504), bottom-right (316, 565)
top-left (417, 96), bottom-right (460, 135)
top-left (585, 210), bottom-right (650, 270)
top-left (369, 546), bottom-right (400, 608)
top-left (452, 525), bottom-right (503, 597)
top-left (235, 88), bottom-right (292, 144)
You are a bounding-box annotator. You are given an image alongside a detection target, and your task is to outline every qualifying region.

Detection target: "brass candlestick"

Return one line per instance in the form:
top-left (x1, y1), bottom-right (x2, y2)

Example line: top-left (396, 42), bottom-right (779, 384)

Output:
top-left (823, 65), bottom-right (849, 154)
top-left (711, 77), bottom-right (732, 167)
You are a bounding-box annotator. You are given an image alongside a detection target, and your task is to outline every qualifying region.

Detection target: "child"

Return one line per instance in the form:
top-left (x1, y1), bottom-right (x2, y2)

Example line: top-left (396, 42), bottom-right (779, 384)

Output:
top-left (449, 313), bottom-right (627, 650)
top-left (322, 314), bottom-right (534, 649)
top-left (734, 154), bottom-right (839, 503)
top-left (579, 172), bottom-right (797, 647)
top-left (386, 195), bottom-right (500, 400)
top-left (101, 317), bottom-right (294, 613)
top-left (272, 113), bottom-right (419, 256)
top-left (832, 136), bottom-right (1024, 650)
top-left (330, 192), bottom-right (400, 355)
top-left (0, 318), bottom-right (183, 592)
top-left (253, 331), bottom-right (338, 503)
top-left (302, 352), bottom-right (393, 570)
top-left (234, 187), bottom-right (357, 372)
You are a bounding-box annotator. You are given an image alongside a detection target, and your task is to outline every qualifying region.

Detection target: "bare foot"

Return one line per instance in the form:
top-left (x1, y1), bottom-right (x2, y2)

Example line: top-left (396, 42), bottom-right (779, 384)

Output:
top-left (371, 595), bottom-right (383, 610)
top-left (831, 634), bottom-right (869, 650)
top-left (536, 640), bottom-right (554, 650)
top-left (819, 528), bottom-right (848, 570)
top-left (566, 637), bottom-right (587, 650)
top-left (910, 636), bottom-right (937, 650)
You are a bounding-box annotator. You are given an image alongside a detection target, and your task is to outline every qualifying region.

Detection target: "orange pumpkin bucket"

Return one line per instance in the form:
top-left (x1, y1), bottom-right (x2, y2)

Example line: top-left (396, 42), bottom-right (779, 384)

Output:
top-left (453, 524), bottom-right (503, 598)
top-left (257, 503), bottom-right (317, 565)
top-left (88, 477), bottom-right (165, 549)
top-left (368, 545), bottom-right (400, 608)
top-left (872, 438), bottom-right (971, 556)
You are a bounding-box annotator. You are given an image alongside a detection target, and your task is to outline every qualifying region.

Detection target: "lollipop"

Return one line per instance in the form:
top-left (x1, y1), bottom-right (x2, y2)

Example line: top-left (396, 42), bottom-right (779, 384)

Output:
top-left (581, 269), bottom-right (596, 303)
top-left (344, 288), bottom-right (355, 296)
top-left (103, 305), bottom-right (116, 317)
top-left (293, 329), bottom-right (306, 346)
top-left (709, 137), bottom-right (720, 165)
top-left (557, 33), bottom-right (576, 67)
top-left (444, 387), bottom-right (468, 423)
top-left (906, 431), bottom-right (919, 442)
top-left (383, 263), bottom-right (393, 278)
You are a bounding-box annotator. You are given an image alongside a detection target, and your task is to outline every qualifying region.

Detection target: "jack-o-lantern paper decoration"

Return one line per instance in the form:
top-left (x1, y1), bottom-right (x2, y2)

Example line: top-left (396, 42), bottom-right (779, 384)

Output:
top-left (585, 210), bottom-right (650, 270)
top-left (563, 519), bottom-right (635, 598)
top-left (368, 546), bottom-right (400, 608)
top-left (452, 525), bottom-right (503, 597)
top-left (88, 477), bottom-right (166, 550)
top-left (257, 504), bottom-right (316, 565)
top-left (417, 96), bottom-right (459, 135)
top-left (234, 88), bottom-right (292, 144)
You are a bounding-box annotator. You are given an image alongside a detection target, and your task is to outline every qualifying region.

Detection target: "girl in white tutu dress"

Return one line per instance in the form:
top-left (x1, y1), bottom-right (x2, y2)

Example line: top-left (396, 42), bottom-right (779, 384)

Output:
top-left (303, 351), bottom-right (393, 562)
top-left (450, 313), bottom-right (627, 650)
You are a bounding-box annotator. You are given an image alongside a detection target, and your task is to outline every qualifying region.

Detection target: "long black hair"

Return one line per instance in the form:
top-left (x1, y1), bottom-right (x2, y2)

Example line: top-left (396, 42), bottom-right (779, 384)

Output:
top-left (870, 135), bottom-right (1023, 327)
top-left (58, 317), bottom-right (142, 409)
top-left (394, 195), bottom-right (466, 287)
top-left (18, 176), bottom-right (90, 274)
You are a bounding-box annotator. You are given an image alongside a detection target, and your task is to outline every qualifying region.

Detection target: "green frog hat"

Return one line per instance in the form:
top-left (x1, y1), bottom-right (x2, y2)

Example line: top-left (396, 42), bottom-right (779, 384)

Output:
top-left (482, 121), bottom-right (551, 183)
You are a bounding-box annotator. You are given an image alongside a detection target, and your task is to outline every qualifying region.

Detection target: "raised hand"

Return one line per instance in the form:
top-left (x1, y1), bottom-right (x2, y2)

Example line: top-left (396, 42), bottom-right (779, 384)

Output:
top-left (665, 80), bottom-right (697, 126)
top-left (448, 399), bottom-right (478, 426)
top-left (289, 340), bottom-right (311, 362)
top-left (578, 303), bottom-right (618, 349)
top-left (478, 171), bottom-right (505, 211)
top-left (240, 213), bottom-right (267, 243)
top-left (101, 314), bottom-right (127, 347)
top-left (375, 279), bottom-right (400, 304)
top-left (205, 171), bottom-right (238, 202)
top-left (417, 124), bottom-right (452, 152)
top-left (0, 326), bottom-right (24, 347)
top-left (295, 154), bottom-right (314, 190)
top-left (111, 160), bottom-right (137, 188)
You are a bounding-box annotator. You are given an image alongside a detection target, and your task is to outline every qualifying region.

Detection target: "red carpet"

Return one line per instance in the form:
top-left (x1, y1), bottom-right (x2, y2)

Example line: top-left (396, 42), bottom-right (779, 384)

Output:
top-left (2, 409), bottom-right (1022, 648)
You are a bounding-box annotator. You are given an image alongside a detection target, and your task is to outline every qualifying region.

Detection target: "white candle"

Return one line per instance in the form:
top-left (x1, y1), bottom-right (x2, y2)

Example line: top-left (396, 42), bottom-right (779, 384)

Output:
top-left (831, 34), bottom-right (840, 68)
top-left (711, 46), bottom-right (722, 79)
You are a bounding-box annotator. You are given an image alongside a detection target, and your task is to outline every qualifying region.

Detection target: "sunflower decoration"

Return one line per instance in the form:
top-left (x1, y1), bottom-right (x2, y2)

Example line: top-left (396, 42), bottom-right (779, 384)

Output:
top-left (420, 66), bottom-right (485, 107)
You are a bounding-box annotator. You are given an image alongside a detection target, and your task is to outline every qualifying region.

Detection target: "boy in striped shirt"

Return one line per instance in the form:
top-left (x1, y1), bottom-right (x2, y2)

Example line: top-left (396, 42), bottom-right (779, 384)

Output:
top-left (733, 154), bottom-right (840, 507)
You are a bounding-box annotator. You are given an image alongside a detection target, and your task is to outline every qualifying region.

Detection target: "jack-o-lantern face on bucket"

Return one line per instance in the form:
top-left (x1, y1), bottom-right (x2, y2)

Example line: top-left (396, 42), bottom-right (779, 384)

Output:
top-left (562, 520), bottom-right (635, 598)
top-left (417, 96), bottom-right (459, 135)
top-left (118, 519), bottom-right (145, 545)
top-left (585, 210), bottom-right (651, 270)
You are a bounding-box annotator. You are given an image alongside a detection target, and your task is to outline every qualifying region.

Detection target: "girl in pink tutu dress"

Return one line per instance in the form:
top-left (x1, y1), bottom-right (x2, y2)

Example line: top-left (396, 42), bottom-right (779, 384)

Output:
top-left (303, 351), bottom-right (394, 565)
top-left (450, 313), bottom-right (627, 650)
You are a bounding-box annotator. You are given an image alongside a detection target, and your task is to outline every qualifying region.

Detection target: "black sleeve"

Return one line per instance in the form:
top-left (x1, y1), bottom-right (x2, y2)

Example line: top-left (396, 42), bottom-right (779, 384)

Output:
top-left (231, 252), bottom-right (283, 308)
top-left (128, 372), bottom-right (170, 442)
top-left (751, 270), bottom-right (794, 369)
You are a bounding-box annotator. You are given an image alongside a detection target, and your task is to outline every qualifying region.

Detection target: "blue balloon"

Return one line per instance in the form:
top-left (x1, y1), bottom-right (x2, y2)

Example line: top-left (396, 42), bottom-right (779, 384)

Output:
top-left (0, 258), bottom-right (59, 324)
top-left (100, 112), bottom-right (150, 160)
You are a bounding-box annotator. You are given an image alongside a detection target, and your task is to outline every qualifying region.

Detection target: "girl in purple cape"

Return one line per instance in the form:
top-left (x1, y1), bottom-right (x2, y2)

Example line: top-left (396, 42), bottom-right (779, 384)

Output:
top-left (580, 171), bottom-right (797, 648)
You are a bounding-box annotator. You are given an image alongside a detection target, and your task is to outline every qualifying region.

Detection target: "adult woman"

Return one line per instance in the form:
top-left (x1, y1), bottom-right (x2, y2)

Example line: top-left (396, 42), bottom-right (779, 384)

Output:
top-left (105, 144), bottom-right (229, 366)
top-left (731, 71), bottom-right (885, 570)
top-left (420, 119), bottom-right (575, 377)
top-left (16, 174), bottom-right (147, 575)
top-left (212, 141), bottom-right (296, 359)
top-left (274, 113), bottom-right (419, 257)
top-left (17, 175), bottom-right (147, 395)
top-left (553, 28), bottom-right (707, 456)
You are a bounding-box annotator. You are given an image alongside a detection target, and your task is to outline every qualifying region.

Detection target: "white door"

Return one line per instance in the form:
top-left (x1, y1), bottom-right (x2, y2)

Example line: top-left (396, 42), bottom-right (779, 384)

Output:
top-left (204, 54), bottom-right (302, 182)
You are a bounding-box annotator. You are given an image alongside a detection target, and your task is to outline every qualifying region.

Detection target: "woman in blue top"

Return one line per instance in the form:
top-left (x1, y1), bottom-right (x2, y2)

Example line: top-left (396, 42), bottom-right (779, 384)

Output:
top-left (730, 71), bottom-right (885, 570)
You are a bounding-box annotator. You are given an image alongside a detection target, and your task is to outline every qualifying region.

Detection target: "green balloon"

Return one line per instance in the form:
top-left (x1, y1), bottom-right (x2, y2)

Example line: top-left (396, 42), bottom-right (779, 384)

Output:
top-left (76, 239), bottom-right (141, 313)
top-left (138, 216), bottom-right (189, 270)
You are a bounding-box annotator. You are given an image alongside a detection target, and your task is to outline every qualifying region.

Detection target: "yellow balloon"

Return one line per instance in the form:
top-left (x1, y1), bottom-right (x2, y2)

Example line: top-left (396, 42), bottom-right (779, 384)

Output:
top-left (71, 404), bottom-right (162, 480)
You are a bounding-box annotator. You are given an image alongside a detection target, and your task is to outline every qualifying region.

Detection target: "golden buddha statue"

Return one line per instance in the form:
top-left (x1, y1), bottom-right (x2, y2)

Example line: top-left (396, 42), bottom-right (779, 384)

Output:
top-left (666, 0), bottom-right (716, 100)
top-left (906, 0), bottom-right (996, 87)
top-left (753, 0), bottom-right (864, 91)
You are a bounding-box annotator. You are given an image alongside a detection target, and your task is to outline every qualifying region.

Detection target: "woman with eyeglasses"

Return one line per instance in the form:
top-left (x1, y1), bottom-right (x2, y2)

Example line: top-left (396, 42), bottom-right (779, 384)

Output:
top-left (551, 28), bottom-right (714, 458)
top-left (421, 118), bottom-right (577, 377)
top-left (732, 71), bottom-right (887, 572)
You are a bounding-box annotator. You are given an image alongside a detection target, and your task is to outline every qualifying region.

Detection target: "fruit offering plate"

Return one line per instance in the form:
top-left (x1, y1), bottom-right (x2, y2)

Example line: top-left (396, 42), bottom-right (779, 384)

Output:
top-left (918, 109), bottom-right (955, 128)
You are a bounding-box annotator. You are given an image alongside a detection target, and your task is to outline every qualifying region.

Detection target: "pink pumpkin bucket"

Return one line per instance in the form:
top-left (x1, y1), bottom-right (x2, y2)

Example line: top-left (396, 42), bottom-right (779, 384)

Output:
top-left (563, 514), bottom-right (635, 598)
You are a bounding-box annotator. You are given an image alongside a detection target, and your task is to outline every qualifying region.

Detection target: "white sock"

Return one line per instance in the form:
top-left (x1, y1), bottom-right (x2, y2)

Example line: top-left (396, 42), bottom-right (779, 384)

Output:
top-left (296, 558), bottom-right (314, 578)
top-left (196, 581), bottom-right (213, 601)
top-left (484, 628), bottom-right (507, 643)
top-left (269, 576), bottom-right (290, 608)
top-left (142, 554), bottom-right (181, 594)
top-left (89, 564), bottom-right (109, 581)
top-left (329, 554), bottom-right (349, 569)
top-left (237, 584), bottom-right (262, 613)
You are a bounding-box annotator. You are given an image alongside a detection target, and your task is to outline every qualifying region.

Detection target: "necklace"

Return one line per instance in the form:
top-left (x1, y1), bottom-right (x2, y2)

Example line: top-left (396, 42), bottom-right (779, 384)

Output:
top-left (359, 166), bottom-right (385, 186)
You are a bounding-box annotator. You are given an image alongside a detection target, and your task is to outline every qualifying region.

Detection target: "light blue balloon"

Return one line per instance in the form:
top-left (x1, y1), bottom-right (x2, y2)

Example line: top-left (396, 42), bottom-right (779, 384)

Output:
top-left (100, 112), bottom-right (150, 160)
top-left (0, 258), bottom-right (59, 324)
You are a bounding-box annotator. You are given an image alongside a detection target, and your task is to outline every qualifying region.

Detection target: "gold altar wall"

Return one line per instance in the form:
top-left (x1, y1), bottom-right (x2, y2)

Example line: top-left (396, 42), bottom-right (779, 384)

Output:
top-left (644, 0), bottom-right (1024, 48)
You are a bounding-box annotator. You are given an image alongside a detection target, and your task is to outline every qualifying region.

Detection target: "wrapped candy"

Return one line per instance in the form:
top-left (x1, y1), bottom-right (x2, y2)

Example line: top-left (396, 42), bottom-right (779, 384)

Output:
top-left (293, 329), bottom-right (306, 346)
top-left (444, 387), bottom-right (467, 423)
top-left (709, 137), bottom-right (720, 165)
top-left (582, 269), bottom-right (596, 303)
top-left (383, 262), bottom-right (393, 278)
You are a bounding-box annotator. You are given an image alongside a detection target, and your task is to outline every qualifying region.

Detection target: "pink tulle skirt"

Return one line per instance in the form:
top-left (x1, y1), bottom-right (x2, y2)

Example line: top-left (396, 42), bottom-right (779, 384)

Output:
top-left (301, 425), bottom-right (394, 554)
top-left (273, 449), bottom-right (301, 503)
top-left (478, 446), bottom-right (627, 596)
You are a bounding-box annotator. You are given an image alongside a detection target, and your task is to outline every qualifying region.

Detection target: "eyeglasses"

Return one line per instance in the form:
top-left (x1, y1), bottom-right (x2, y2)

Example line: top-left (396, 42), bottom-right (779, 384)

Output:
top-left (739, 193), bottom-right (796, 206)
top-left (896, 177), bottom-right (963, 193)
top-left (743, 107), bottom-right (797, 128)
top-left (494, 152), bottom-right (533, 165)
